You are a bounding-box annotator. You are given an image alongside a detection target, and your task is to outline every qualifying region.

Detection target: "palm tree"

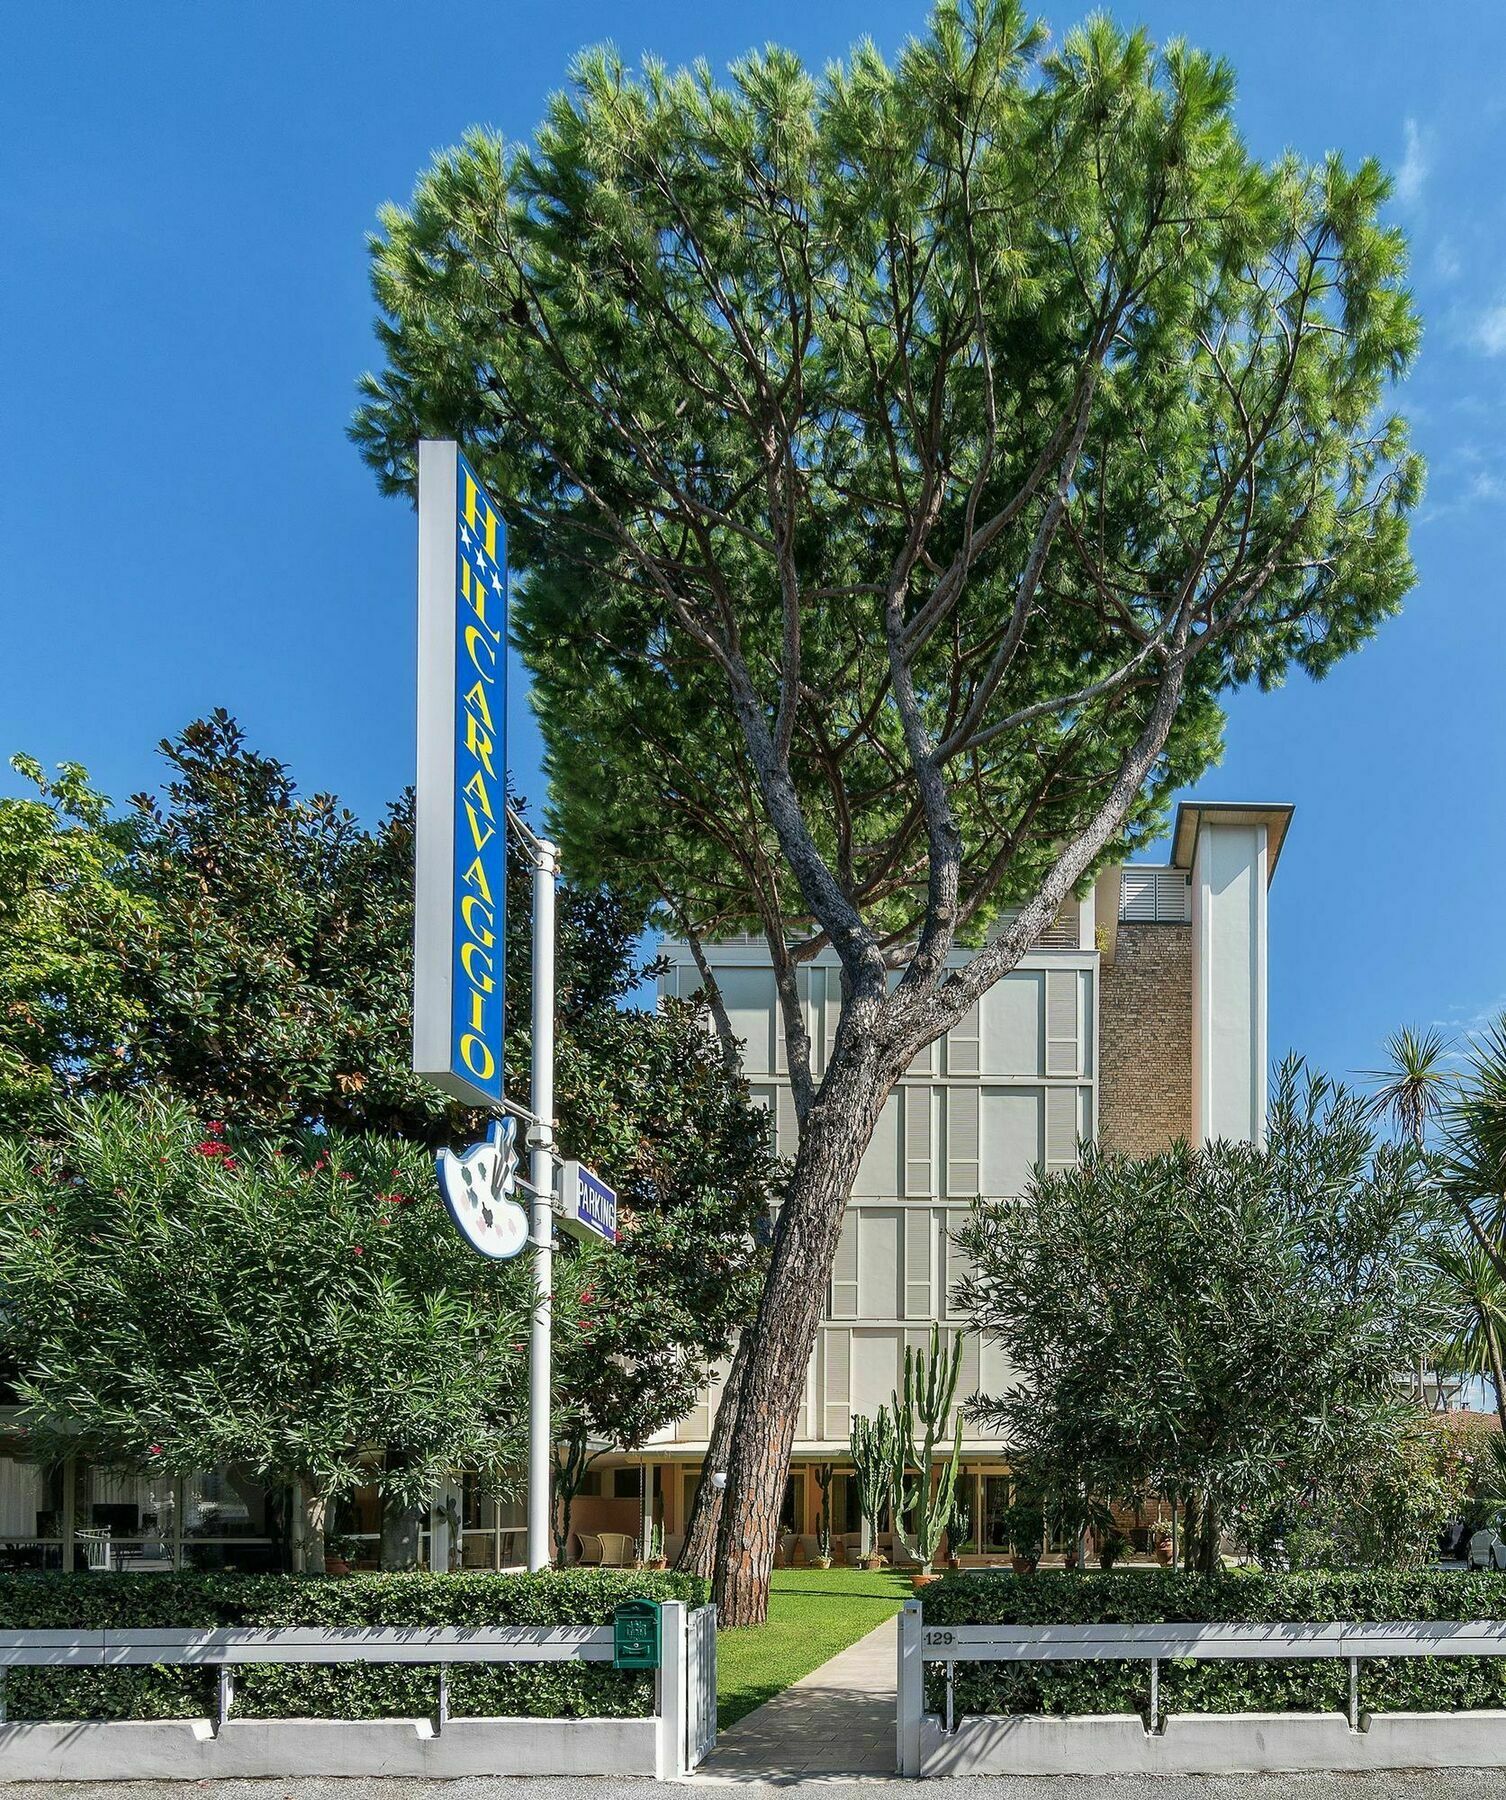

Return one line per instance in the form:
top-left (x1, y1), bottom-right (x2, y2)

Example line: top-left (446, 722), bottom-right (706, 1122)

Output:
top-left (1430, 1234), bottom-right (1506, 1433)
top-left (1366, 1026), bottom-right (1453, 1146)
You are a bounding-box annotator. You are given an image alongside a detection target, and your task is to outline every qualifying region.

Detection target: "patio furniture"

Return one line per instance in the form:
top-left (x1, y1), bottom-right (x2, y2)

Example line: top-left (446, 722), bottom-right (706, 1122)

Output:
top-left (575, 1532), bottom-right (602, 1566)
top-left (597, 1532), bottom-right (634, 1567)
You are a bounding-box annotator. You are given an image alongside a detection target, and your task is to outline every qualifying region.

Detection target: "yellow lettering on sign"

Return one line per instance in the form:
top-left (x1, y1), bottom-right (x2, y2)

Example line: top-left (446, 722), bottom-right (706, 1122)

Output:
top-left (464, 713), bottom-right (497, 777)
top-left (460, 559), bottom-right (502, 640)
top-left (461, 856), bottom-right (493, 903)
top-left (463, 679), bottom-right (494, 731)
top-left (463, 769), bottom-right (494, 820)
top-left (464, 623), bottom-right (497, 677)
top-left (463, 471), bottom-right (499, 562)
top-left (459, 1032), bottom-right (496, 1081)
top-left (460, 894), bottom-right (495, 946)
top-left (461, 941), bottom-right (495, 992)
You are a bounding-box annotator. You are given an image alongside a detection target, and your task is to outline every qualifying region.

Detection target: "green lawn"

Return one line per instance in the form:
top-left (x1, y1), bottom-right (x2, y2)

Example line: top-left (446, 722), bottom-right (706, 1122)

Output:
top-left (716, 1567), bottom-right (911, 1727)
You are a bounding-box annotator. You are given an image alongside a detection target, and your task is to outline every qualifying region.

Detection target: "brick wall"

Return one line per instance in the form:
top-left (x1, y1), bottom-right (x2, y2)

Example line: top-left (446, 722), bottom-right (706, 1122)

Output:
top-left (1098, 923), bottom-right (1193, 1154)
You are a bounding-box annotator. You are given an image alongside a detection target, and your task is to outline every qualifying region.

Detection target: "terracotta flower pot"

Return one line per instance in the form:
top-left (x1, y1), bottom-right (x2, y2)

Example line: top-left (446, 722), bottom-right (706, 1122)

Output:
top-left (1010, 1555), bottom-right (1038, 1576)
top-left (1154, 1544), bottom-right (1173, 1567)
top-left (911, 1572), bottom-right (940, 1591)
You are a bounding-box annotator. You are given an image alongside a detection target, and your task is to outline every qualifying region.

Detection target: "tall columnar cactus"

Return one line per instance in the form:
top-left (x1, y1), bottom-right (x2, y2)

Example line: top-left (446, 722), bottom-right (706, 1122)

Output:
top-left (814, 1461), bottom-right (835, 1563)
top-left (889, 1324), bottom-right (966, 1575)
top-left (849, 1407), bottom-right (896, 1560)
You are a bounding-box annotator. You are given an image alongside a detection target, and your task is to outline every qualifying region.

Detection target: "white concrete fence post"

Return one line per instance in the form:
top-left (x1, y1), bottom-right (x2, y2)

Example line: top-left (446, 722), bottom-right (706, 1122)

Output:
top-left (656, 1599), bottom-right (689, 1779)
top-left (897, 1598), bottom-right (924, 1778)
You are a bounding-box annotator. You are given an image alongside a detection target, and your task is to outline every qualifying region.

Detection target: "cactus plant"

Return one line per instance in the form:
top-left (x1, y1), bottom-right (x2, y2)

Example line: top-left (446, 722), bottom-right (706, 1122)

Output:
top-left (814, 1462), bottom-right (834, 1565)
top-left (889, 1324), bottom-right (966, 1576)
top-left (850, 1407), bottom-right (896, 1563)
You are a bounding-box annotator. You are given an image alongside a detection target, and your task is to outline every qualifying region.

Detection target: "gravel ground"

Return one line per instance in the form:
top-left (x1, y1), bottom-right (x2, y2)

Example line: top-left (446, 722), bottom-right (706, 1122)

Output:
top-left (6, 1774), bottom-right (1506, 1799)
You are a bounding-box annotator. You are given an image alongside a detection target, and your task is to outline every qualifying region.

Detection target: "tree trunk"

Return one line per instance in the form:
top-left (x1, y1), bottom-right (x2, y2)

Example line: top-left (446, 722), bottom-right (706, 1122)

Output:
top-left (1480, 1306), bottom-right (1506, 1436)
top-left (1197, 1494), bottom-right (1220, 1574)
top-left (713, 1041), bottom-right (887, 1625)
top-left (295, 1479), bottom-right (328, 1574)
top-left (1181, 1491), bottom-right (1199, 1574)
top-left (678, 1332), bottom-right (750, 1579)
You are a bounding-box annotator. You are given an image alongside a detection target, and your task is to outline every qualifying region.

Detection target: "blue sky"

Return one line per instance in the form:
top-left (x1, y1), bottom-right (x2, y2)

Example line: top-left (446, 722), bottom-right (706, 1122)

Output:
top-left (4, 0), bottom-right (1504, 1080)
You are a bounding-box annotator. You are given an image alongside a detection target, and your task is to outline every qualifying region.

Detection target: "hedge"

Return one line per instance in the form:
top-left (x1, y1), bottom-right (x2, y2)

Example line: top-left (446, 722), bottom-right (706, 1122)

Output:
top-left (920, 1569), bottom-right (1506, 1722)
top-left (0, 1569), bottom-right (708, 1723)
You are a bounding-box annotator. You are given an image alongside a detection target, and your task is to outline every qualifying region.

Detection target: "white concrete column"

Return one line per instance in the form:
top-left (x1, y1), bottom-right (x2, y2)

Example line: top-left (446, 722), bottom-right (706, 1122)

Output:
top-left (1191, 822), bottom-right (1269, 1145)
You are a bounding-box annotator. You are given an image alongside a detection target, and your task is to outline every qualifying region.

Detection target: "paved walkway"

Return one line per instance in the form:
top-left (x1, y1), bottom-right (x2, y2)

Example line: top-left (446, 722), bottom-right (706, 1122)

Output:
top-left (697, 1613), bottom-right (898, 1782)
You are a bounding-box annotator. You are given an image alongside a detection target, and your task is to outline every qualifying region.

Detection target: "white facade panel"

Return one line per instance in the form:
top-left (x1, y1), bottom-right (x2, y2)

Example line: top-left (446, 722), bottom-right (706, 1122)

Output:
top-left (982, 971), bottom-right (1043, 1075)
top-left (980, 1088), bottom-right (1042, 1198)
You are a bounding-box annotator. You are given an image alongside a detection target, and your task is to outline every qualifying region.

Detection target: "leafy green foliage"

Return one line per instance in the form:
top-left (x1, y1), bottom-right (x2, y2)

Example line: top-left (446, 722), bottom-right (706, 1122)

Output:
top-left (0, 758), bottom-right (149, 1135)
top-left (921, 1569), bottom-right (1506, 1719)
top-left (956, 1060), bottom-right (1445, 1565)
top-left (0, 1568), bottom-right (704, 1721)
top-left (0, 1095), bottom-right (543, 1514)
top-left (353, 2), bottom-right (1420, 950)
top-left (0, 716), bottom-right (779, 1465)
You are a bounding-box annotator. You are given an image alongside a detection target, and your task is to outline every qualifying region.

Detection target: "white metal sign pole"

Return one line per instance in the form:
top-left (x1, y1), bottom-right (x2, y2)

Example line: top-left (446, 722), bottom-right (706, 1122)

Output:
top-left (527, 836), bottom-right (559, 1572)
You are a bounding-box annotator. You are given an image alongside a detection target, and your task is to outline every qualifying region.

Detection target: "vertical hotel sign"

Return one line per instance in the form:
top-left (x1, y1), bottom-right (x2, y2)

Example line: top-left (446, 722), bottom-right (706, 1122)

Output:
top-left (413, 440), bottom-right (507, 1108)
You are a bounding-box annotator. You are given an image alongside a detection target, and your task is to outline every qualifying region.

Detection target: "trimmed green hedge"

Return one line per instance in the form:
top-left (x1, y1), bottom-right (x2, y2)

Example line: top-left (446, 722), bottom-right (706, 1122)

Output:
top-left (0, 1570), bottom-right (707, 1723)
top-left (920, 1569), bottom-right (1506, 1721)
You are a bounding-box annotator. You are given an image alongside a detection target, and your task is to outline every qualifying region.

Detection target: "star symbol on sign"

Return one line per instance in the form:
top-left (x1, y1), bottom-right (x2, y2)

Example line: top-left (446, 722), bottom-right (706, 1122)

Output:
top-left (460, 522), bottom-right (473, 549)
top-left (490, 568), bottom-right (503, 595)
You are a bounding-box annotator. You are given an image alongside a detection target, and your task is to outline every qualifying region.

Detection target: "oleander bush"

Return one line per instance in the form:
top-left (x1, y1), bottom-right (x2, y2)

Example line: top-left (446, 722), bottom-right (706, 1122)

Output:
top-left (921, 1569), bottom-right (1506, 1721)
top-left (0, 1569), bottom-right (707, 1722)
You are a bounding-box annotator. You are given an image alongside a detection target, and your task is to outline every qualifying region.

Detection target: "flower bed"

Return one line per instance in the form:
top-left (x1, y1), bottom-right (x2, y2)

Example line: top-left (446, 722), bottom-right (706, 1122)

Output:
top-left (0, 1569), bottom-right (706, 1722)
top-left (920, 1569), bottom-right (1506, 1719)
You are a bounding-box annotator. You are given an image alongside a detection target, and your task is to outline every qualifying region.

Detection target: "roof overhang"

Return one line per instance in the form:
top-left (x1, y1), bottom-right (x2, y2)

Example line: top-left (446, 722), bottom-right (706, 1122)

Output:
top-left (1171, 802), bottom-right (1294, 885)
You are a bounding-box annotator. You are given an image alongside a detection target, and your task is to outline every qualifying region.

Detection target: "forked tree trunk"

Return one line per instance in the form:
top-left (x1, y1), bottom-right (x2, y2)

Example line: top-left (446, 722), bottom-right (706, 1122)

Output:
top-left (713, 1040), bottom-right (888, 1625)
top-left (678, 1332), bottom-right (750, 1579)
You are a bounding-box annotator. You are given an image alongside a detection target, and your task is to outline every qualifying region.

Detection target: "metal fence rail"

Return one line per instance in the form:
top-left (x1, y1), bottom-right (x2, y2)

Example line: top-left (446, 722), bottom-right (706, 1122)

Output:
top-left (0, 1601), bottom-right (717, 1778)
top-left (897, 1600), bottom-right (1506, 1776)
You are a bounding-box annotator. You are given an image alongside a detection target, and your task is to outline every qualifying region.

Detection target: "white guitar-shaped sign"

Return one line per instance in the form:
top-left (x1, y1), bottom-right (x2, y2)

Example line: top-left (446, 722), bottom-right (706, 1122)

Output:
top-left (436, 1117), bottom-right (529, 1261)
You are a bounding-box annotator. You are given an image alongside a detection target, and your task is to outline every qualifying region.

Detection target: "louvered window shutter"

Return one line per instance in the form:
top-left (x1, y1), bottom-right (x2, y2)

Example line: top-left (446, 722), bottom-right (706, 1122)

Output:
top-left (947, 1002), bottom-right (981, 1075)
top-left (830, 1214), bottom-right (859, 1318)
top-left (904, 1087), bottom-right (934, 1196)
top-left (904, 1210), bottom-right (934, 1319)
top-left (908, 1036), bottom-right (935, 1076)
top-left (947, 1087), bottom-right (981, 1197)
top-left (775, 968), bottom-right (811, 1074)
top-left (777, 1085), bottom-right (799, 1159)
top-left (1120, 869), bottom-right (1155, 920)
top-left (944, 1225), bottom-right (975, 1321)
top-left (956, 1332), bottom-right (981, 1420)
top-left (1045, 1086), bottom-right (1080, 1169)
top-left (823, 1330), bottom-right (851, 1441)
top-left (1158, 868), bottom-right (1189, 921)
top-left (1045, 970), bottom-right (1079, 1075)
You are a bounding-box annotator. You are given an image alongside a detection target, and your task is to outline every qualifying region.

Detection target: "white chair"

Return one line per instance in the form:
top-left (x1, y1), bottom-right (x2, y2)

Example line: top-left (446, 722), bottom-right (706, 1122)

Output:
top-left (575, 1532), bottom-right (602, 1566)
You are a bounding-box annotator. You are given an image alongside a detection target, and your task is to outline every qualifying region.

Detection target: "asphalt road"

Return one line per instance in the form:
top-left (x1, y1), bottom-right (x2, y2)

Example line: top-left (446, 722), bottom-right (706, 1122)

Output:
top-left (6, 1775), bottom-right (1506, 1799)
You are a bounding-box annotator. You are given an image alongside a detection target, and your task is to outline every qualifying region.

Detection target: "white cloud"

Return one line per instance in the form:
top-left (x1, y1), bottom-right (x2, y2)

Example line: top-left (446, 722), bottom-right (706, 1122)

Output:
top-left (1434, 237), bottom-right (1461, 282)
top-left (1396, 116), bottom-right (1429, 205)
top-left (1471, 301), bottom-right (1506, 356)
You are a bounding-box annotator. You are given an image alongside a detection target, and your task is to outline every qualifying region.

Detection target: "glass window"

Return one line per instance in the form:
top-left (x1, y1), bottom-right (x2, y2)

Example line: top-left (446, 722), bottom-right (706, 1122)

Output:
top-left (0, 1453), bottom-right (64, 1571)
top-left (983, 1474), bottom-right (1014, 1555)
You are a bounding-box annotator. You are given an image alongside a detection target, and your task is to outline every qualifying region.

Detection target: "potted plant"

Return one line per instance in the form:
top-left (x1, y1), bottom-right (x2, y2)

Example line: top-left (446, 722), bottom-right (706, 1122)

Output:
top-left (641, 1521), bottom-right (668, 1571)
top-left (886, 1326), bottom-right (967, 1587)
top-left (1097, 1526), bottom-right (1130, 1571)
top-left (850, 1409), bottom-right (896, 1570)
top-left (946, 1491), bottom-right (972, 1571)
top-left (324, 1532), bottom-right (361, 1577)
top-left (1152, 1518), bottom-right (1174, 1566)
top-left (1004, 1499), bottom-right (1044, 1575)
top-left (814, 1463), bottom-right (835, 1569)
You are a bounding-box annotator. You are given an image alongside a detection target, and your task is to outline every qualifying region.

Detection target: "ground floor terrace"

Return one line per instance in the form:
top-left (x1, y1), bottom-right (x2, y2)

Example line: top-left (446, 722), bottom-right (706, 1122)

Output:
top-left (570, 1453), bottom-right (1180, 1569)
top-left (2, 1428), bottom-right (1180, 1575)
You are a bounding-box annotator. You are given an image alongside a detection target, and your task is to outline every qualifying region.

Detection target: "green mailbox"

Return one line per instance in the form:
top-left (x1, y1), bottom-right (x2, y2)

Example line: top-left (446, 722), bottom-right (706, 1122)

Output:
top-left (613, 1598), bottom-right (662, 1671)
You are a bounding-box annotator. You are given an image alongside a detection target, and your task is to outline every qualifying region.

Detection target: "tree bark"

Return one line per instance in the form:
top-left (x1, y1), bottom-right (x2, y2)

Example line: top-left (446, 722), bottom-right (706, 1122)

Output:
top-left (678, 1332), bottom-right (750, 1579)
top-left (294, 1479), bottom-right (327, 1574)
top-left (1181, 1491), bottom-right (1199, 1574)
top-left (1197, 1494), bottom-right (1220, 1574)
top-left (713, 1037), bottom-right (888, 1625)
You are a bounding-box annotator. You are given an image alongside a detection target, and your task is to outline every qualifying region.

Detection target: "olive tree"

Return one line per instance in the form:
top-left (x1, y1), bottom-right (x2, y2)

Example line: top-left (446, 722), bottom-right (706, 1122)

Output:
top-left (353, 4), bottom-right (1421, 1618)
